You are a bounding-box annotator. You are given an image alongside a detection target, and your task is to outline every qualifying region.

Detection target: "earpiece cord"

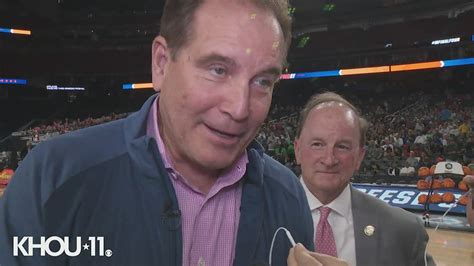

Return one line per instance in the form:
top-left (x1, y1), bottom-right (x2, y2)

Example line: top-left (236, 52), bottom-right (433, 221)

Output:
top-left (269, 227), bottom-right (296, 265)
top-left (424, 189), bottom-right (471, 266)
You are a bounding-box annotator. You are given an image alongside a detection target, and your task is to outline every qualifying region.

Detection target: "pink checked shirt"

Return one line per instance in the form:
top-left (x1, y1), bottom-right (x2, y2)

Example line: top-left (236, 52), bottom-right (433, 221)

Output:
top-left (146, 98), bottom-right (248, 266)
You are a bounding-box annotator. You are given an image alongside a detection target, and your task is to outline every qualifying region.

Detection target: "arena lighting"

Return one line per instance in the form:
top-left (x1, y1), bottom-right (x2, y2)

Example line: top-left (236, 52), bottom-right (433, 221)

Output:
top-left (322, 3), bottom-right (335, 12)
top-left (0, 27), bottom-right (31, 35)
top-left (297, 36), bottom-right (310, 48)
top-left (288, 7), bottom-right (296, 15)
top-left (443, 57), bottom-right (474, 67)
top-left (292, 70), bottom-right (340, 79)
top-left (431, 37), bottom-right (460, 45)
top-left (46, 85), bottom-right (85, 91)
top-left (123, 57), bottom-right (474, 84)
top-left (0, 78), bottom-right (27, 85)
top-left (340, 66), bottom-right (390, 76)
top-left (279, 56), bottom-right (474, 80)
top-left (122, 83), bottom-right (153, 90)
top-left (390, 61), bottom-right (442, 72)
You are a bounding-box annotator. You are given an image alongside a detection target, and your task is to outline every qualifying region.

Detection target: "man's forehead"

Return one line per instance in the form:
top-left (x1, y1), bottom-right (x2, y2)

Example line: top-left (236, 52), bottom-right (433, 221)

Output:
top-left (193, 0), bottom-right (287, 62)
top-left (313, 102), bottom-right (358, 120)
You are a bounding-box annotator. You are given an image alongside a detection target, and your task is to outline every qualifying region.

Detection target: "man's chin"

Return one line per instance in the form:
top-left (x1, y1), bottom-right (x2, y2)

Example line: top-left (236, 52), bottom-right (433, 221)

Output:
top-left (312, 179), bottom-right (343, 190)
top-left (197, 154), bottom-right (240, 172)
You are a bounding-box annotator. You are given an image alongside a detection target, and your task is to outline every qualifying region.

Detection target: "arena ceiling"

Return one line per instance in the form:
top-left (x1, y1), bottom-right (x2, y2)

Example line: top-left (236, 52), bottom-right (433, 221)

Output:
top-left (1, 0), bottom-right (473, 31)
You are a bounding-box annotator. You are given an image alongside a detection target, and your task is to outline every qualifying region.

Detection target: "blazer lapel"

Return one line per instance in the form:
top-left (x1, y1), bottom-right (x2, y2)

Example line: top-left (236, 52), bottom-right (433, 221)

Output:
top-left (351, 186), bottom-right (379, 266)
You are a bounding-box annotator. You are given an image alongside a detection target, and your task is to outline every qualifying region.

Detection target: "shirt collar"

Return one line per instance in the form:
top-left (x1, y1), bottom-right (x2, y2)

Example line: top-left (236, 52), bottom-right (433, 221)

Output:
top-left (300, 178), bottom-right (352, 219)
top-left (146, 97), bottom-right (174, 170)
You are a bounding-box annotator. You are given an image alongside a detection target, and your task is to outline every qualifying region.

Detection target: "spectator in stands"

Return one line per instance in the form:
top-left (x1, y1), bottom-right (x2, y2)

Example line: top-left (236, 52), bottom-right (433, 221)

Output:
top-left (0, 1), bottom-right (316, 265)
top-left (429, 133), bottom-right (445, 155)
top-left (391, 132), bottom-right (404, 148)
top-left (464, 135), bottom-right (474, 162)
top-left (366, 140), bottom-right (383, 160)
top-left (382, 145), bottom-right (395, 161)
top-left (445, 135), bottom-right (462, 160)
top-left (18, 113), bottom-right (129, 144)
top-left (399, 162), bottom-right (416, 176)
top-left (418, 151), bottom-right (432, 168)
top-left (415, 120), bottom-right (424, 132)
top-left (405, 151), bottom-right (419, 168)
top-left (414, 132), bottom-right (429, 145)
top-left (368, 161), bottom-right (382, 177)
top-left (294, 91), bottom-right (434, 266)
top-left (458, 120), bottom-right (471, 138)
top-left (439, 107), bottom-right (452, 121)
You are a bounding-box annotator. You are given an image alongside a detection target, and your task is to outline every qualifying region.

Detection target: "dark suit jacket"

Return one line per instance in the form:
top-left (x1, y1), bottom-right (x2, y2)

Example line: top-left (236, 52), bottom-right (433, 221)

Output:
top-left (351, 186), bottom-right (435, 266)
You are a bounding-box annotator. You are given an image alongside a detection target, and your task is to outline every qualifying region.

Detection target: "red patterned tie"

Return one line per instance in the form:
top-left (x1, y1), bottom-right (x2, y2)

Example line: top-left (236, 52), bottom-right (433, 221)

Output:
top-left (315, 206), bottom-right (338, 257)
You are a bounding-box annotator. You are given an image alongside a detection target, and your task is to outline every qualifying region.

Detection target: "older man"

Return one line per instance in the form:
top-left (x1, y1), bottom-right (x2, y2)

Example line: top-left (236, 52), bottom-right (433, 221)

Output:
top-left (294, 92), bottom-right (435, 266)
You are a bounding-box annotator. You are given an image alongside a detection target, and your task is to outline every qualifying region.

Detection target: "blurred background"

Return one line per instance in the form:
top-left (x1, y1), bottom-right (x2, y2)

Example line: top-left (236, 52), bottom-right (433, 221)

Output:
top-left (0, 1), bottom-right (473, 264)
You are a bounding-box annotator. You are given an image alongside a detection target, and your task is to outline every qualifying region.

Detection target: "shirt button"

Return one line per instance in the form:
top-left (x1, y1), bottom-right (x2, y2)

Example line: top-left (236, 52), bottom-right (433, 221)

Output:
top-left (198, 257), bottom-right (205, 266)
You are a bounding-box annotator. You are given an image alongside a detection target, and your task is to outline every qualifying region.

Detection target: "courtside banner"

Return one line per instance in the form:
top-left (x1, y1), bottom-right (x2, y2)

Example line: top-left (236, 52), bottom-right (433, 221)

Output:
top-left (352, 184), bottom-right (466, 214)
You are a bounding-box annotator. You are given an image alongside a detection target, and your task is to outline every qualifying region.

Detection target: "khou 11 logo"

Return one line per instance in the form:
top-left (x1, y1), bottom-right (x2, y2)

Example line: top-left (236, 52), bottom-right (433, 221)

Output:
top-left (13, 236), bottom-right (113, 257)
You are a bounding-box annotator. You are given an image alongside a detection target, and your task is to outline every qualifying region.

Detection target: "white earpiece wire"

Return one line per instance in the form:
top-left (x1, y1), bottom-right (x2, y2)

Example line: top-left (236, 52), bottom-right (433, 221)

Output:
top-left (424, 189), bottom-right (471, 266)
top-left (269, 227), bottom-right (296, 265)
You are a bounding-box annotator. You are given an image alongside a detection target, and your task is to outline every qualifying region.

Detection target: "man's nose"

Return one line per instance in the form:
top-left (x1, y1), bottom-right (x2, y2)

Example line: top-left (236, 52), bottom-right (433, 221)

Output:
top-left (220, 79), bottom-right (250, 122)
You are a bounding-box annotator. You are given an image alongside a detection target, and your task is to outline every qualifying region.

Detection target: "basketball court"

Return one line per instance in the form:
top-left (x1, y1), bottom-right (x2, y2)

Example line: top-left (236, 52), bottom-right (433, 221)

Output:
top-left (427, 227), bottom-right (474, 266)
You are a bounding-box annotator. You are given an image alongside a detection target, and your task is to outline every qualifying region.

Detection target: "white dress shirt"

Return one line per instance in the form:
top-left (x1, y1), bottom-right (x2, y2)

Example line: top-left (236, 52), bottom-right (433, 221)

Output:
top-left (301, 180), bottom-right (357, 266)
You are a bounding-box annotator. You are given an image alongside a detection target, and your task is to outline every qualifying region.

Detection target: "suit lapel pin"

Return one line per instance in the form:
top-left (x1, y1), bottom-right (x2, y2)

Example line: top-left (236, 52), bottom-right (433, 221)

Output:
top-left (364, 225), bottom-right (375, 237)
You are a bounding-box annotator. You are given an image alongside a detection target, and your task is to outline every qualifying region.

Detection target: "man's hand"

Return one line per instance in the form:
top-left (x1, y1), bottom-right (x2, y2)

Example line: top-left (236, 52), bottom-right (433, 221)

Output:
top-left (287, 243), bottom-right (348, 266)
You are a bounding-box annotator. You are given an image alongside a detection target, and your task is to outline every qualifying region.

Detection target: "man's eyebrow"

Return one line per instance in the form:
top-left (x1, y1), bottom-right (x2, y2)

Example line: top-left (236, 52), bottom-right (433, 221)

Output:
top-left (337, 140), bottom-right (354, 146)
top-left (195, 53), bottom-right (237, 68)
top-left (259, 67), bottom-right (282, 78)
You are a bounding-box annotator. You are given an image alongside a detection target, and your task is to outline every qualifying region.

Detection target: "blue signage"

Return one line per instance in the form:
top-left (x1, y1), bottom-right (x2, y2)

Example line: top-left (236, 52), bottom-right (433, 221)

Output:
top-left (0, 78), bottom-right (27, 85)
top-left (352, 184), bottom-right (466, 214)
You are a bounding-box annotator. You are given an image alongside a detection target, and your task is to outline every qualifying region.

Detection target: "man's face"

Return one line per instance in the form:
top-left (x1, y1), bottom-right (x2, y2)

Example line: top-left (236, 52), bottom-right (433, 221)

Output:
top-left (295, 103), bottom-right (366, 200)
top-left (152, 0), bottom-right (284, 177)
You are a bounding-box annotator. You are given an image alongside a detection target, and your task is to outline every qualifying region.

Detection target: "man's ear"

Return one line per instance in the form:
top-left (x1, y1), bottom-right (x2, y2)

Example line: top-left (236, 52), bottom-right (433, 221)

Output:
top-left (151, 36), bottom-right (170, 93)
top-left (294, 138), bottom-right (301, 165)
